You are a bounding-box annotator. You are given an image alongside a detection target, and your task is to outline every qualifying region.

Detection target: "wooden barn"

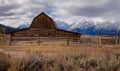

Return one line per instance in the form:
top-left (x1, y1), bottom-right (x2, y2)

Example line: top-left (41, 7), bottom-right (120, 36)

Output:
top-left (8, 12), bottom-right (81, 41)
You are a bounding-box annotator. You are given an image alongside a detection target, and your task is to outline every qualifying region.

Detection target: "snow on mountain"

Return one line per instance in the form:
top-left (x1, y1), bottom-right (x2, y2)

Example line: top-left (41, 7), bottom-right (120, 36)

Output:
top-left (66, 19), bottom-right (119, 35)
top-left (66, 19), bottom-right (96, 35)
top-left (55, 20), bottom-right (69, 30)
top-left (18, 24), bottom-right (30, 29)
top-left (67, 19), bottom-right (95, 30)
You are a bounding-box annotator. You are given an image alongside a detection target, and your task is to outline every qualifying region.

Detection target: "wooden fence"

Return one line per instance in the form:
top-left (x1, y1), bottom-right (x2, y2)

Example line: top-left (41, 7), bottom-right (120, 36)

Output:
top-left (80, 35), bottom-right (118, 45)
top-left (0, 34), bottom-right (10, 45)
top-left (0, 34), bottom-right (119, 46)
top-left (10, 37), bottom-right (80, 46)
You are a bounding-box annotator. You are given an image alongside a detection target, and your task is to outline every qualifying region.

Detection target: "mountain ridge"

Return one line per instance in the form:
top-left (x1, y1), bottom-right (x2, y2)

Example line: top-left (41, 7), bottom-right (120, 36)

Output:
top-left (0, 24), bottom-right (18, 34)
top-left (57, 19), bottom-right (119, 35)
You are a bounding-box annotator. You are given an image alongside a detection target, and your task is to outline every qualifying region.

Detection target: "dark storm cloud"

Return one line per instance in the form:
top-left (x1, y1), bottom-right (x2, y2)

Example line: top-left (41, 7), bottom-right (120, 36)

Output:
top-left (68, 0), bottom-right (120, 17)
top-left (0, 4), bottom-right (20, 16)
top-left (70, 6), bottom-right (106, 17)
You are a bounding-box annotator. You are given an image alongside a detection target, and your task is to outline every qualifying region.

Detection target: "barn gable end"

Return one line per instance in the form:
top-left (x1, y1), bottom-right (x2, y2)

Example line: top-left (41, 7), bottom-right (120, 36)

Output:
top-left (30, 12), bottom-right (57, 29)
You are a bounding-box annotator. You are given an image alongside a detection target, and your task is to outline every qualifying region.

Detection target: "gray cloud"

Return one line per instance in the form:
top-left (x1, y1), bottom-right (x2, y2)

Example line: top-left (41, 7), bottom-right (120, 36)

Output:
top-left (69, 6), bottom-right (106, 17)
top-left (0, 4), bottom-right (19, 16)
top-left (66, 0), bottom-right (120, 17)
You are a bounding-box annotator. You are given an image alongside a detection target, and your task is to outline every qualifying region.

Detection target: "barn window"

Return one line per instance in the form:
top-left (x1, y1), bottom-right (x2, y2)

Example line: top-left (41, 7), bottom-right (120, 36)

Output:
top-left (48, 33), bottom-right (51, 36)
top-left (11, 33), bottom-right (14, 36)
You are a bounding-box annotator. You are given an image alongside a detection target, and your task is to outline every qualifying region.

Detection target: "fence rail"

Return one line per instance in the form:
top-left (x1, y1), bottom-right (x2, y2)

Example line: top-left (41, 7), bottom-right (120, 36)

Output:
top-left (0, 34), bottom-right (119, 46)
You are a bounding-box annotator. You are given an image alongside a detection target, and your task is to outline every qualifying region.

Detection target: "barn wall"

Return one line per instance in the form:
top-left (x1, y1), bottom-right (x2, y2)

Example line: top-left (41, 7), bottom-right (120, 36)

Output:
top-left (11, 29), bottom-right (56, 37)
top-left (10, 12), bottom-right (81, 41)
top-left (11, 29), bottom-right (29, 37)
top-left (29, 28), bottom-right (56, 37)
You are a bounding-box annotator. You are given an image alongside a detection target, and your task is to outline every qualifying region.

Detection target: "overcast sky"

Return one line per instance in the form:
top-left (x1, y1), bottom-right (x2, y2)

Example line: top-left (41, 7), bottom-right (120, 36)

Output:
top-left (0, 0), bottom-right (120, 28)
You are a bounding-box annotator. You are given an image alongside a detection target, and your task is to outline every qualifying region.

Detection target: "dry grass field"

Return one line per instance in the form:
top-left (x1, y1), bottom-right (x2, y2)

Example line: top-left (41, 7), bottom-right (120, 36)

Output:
top-left (0, 45), bottom-right (120, 71)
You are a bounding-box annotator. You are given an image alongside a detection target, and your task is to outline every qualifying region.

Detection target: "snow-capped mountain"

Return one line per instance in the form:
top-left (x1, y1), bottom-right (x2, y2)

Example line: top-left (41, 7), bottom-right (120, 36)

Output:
top-left (66, 19), bottom-right (97, 35)
top-left (66, 19), bottom-right (119, 35)
top-left (55, 20), bottom-right (69, 30)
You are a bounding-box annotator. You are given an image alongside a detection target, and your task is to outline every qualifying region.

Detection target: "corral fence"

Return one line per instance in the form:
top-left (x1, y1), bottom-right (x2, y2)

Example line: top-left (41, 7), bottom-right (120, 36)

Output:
top-left (10, 37), bottom-right (81, 46)
top-left (80, 35), bottom-right (118, 45)
top-left (0, 34), bottom-right (120, 46)
top-left (0, 34), bottom-right (10, 45)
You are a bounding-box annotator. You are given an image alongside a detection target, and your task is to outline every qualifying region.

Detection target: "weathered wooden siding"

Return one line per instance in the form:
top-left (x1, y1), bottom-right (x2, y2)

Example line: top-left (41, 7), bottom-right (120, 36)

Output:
top-left (29, 28), bottom-right (56, 37)
top-left (30, 12), bottom-right (56, 29)
top-left (56, 29), bottom-right (80, 38)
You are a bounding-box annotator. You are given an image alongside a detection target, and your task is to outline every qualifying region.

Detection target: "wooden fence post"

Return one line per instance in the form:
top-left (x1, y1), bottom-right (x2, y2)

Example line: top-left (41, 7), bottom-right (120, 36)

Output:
top-left (118, 32), bottom-right (120, 45)
top-left (9, 34), bottom-right (11, 46)
top-left (67, 37), bottom-right (70, 46)
top-left (115, 36), bottom-right (118, 46)
top-left (37, 36), bottom-right (40, 46)
top-left (99, 35), bottom-right (102, 46)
